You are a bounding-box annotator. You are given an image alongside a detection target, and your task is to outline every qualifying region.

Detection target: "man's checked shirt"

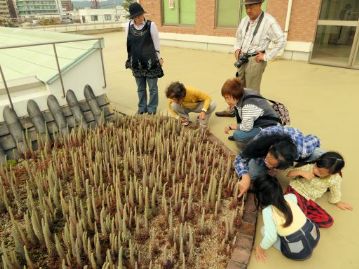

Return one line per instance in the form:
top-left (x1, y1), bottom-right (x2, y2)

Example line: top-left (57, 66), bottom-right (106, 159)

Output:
top-left (234, 126), bottom-right (321, 177)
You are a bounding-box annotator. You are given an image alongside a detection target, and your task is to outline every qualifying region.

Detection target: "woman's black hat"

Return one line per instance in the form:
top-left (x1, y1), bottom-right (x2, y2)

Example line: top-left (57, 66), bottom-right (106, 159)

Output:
top-left (129, 3), bottom-right (146, 19)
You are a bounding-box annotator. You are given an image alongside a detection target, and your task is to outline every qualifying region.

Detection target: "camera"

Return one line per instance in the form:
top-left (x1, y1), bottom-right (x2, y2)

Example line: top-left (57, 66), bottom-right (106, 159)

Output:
top-left (234, 54), bottom-right (250, 68)
top-left (234, 52), bottom-right (258, 68)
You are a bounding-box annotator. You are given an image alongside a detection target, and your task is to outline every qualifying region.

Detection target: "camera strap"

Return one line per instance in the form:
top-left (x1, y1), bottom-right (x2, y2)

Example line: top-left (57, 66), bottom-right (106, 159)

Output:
top-left (239, 11), bottom-right (265, 53)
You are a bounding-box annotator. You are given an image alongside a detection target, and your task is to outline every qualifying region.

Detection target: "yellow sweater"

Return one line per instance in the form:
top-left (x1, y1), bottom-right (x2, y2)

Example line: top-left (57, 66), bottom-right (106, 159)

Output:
top-left (168, 86), bottom-right (212, 118)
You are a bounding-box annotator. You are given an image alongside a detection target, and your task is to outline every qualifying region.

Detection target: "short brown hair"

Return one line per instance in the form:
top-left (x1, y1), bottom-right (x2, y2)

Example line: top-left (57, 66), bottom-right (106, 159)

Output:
top-left (221, 78), bottom-right (244, 100)
top-left (166, 81), bottom-right (186, 99)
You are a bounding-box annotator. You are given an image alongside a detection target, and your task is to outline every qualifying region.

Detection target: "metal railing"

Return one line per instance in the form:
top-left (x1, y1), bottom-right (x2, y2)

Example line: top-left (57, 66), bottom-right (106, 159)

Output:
top-left (0, 37), bottom-right (106, 109)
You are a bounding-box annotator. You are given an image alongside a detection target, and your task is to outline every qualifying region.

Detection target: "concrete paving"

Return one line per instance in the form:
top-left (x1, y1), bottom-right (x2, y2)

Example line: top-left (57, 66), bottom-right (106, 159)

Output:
top-left (96, 31), bottom-right (359, 269)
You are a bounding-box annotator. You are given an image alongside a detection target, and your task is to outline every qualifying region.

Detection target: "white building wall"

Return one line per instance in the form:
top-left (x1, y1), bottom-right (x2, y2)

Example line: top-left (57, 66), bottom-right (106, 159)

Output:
top-left (0, 50), bottom-right (106, 121)
top-left (71, 7), bottom-right (127, 24)
top-left (49, 50), bottom-right (106, 102)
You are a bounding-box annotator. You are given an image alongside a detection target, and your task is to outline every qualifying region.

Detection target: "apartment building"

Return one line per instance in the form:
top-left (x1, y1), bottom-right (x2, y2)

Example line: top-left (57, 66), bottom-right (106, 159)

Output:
top-left (0, 0), bottom-right (17, 19)
top-left (61, 0), bottom-right (72, 11)
top-left (16, 0), bottom-right (60, 17)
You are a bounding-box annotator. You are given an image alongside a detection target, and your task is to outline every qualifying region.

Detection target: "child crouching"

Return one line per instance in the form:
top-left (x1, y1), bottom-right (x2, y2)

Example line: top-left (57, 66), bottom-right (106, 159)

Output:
top-left (287, 151), bottom-right (353, 228)
top-left (253, 175), bottom-right (320, 261)
top-left (165, 81), bottom-right (216, 128)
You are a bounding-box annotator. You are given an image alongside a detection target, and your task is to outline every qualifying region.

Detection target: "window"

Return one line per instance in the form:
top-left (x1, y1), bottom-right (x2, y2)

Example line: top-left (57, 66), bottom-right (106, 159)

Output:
top-left (216, 0), bottom-right (241, 27)
top-left (310, 0), bottom-right (359, 68)
top-left (162, 0), bottom-right (195, 25)
top-left (216, 0), bottom-right (268, 28)
top-left (91, 15), bottom-right (98, 21)
top-left (319, 0), bottom-right (359, 21)
top-left (104, 14), bottom-right (111, 21)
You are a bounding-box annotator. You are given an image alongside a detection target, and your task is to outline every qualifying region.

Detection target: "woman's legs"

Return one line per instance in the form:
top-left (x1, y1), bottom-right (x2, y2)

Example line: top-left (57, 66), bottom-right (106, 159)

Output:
top-left (232, 127), bottom-right (261, 144)
top-left (147, 78), bottom-right (158, 114)
top-left (286, 186), bottom-right (334, 228)
top-left (192, 101), bottom-right (217, 127)
top-left (171, 101), bottom-right (217, 127)
top-left (171, 103), bottom-right (190, 120)
top-left (279, 220), bottom-right (320, 260)
top-left (135, 76), bottom-right (147, 113)
top-left (306, 200), bottom-right (334, 228)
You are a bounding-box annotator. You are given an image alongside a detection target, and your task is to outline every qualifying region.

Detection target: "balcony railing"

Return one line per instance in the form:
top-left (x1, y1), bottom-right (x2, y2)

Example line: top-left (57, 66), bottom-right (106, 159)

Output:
top-left (0, 37), bottom-right (106, 109)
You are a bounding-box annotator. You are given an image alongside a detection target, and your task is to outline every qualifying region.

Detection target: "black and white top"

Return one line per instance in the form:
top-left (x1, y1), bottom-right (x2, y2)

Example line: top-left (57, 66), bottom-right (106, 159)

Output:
top-left (125, 20), bottom-right (161, 59)
top-left (234, 89), bottom-right (279, 131)
top-left (125, 20), bottom-right (163, 78)
top-left (236, 103), bottom-right (265, 131)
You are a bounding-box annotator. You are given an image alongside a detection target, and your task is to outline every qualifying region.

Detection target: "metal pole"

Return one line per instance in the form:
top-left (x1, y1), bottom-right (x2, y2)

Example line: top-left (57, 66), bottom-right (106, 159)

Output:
top-left (100, 47), bottom-right (107, 88)
top-left (348, 19), bottom-right (359, 67)
top-left (53, 43), bottom-right (66, 97)
top-left (0, 64), bottom-right (14, 109)
top-left (0, 37), bottom-right (104, 50)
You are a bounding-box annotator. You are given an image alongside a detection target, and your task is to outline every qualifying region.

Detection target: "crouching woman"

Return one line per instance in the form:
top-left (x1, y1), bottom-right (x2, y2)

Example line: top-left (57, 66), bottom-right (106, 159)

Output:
top-left (166, 81), bottom-right (216, 128)
top-left (253, 175), bottom-right (320, 261)
top-left (221, 78), bottom-right (280, 144)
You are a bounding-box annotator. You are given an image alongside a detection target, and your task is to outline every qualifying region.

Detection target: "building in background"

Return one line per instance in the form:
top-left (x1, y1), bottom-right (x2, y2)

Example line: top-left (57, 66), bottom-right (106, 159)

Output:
top-left (0, 0), bottom-right (17, 19)
top-left (139, 0), bottom-right (359, 69)
top-left (61, 0), bottom-right (73, 11)
top-left (0, 0), bottom-right (11, 18)
top-left (71, 6), bottom-right (126, 24)
top-left (16, 0), bottom-right (60, 18)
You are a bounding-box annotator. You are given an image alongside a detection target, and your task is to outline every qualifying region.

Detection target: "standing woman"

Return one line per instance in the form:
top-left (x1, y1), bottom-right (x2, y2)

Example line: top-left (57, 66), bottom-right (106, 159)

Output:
top-left (125, 3), bottom-right (164, 115)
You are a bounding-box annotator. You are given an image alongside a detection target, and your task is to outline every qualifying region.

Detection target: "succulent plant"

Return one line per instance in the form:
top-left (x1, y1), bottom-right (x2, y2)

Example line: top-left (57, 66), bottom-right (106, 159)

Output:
top-left (0, 114), bottom-right (248, 269)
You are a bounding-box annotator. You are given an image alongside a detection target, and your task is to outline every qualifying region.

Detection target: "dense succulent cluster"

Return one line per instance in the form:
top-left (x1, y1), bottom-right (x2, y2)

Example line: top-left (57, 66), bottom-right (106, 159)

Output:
top-left (0, 115), bottom-right (246, 268)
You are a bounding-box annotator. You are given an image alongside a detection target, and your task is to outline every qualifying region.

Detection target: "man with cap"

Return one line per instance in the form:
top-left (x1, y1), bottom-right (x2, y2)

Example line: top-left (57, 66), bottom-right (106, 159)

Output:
top-left (125, 2), bottom-right (164, 115)
top-left (216, 0), bottom-right (285, 117)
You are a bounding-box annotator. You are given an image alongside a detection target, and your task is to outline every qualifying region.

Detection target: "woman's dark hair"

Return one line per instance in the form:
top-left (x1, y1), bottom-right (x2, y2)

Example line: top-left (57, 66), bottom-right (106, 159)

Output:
top-left (166, 81), bottom-right (186, 100)
top-left (253, 175), bottom-right (293, 227)
top-left (316, 151), bottom-right (345, 175)
top-left (241, 134), bottom-right (298, 170)
top-left (221, 78), bottom-right (244, 100)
